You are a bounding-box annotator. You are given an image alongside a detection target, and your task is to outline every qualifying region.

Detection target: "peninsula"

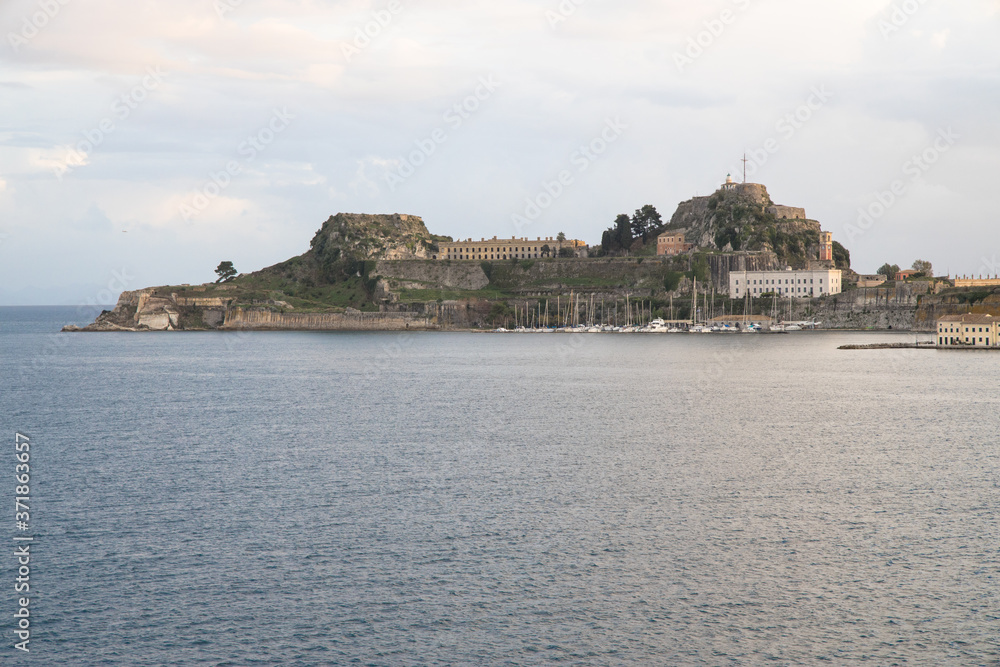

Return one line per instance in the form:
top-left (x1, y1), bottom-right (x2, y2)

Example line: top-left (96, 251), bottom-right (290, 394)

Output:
top-left (68, 179), bottom-right (998, 333)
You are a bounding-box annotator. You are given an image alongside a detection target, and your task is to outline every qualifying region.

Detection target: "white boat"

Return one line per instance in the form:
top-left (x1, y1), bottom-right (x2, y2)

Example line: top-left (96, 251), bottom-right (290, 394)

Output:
top-left (647, 318), bottom-right (669, 332)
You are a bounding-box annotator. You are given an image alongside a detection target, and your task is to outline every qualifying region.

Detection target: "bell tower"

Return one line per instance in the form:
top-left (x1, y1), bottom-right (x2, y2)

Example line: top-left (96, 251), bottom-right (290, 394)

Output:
top-left (819, 231), bottom-right (833, 262)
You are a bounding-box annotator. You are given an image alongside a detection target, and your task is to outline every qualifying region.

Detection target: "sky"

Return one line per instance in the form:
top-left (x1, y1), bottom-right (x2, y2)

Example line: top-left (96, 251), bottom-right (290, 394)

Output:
top-left (1, 0), bottom-right (998, 304)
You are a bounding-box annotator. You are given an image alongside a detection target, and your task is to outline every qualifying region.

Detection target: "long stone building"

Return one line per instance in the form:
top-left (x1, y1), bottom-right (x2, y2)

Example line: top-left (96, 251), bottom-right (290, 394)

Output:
top-left (436, 236), bottom-right (587, 261)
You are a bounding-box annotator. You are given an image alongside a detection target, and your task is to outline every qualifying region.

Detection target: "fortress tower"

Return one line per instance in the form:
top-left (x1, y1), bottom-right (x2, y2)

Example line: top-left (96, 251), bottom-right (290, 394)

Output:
top-left (819, 231), bottom-right (833, 262)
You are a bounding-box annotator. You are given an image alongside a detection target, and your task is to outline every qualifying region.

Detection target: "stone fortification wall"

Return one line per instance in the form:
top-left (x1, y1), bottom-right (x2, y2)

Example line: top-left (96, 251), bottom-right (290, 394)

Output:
top-left (792, 285), bottom-right (922, 330)
top-left (221, 308), bottom-right (438, 331)
top-left (173, 296), bottom-right (232, 307)
top-left (375, 260), bottom-right (489, 291)
top-left (733, 183), bottom-right (770, 205)
top-left (486, 258), bottom-right (676, 294)
top-left (768, 205), bottom-right (806, 220)
top-left (913, 293), bottom-right (1000, 330)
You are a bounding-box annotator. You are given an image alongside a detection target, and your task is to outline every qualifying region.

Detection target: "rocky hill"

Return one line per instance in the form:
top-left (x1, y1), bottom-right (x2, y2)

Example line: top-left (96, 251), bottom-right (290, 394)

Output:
top-left (72, 213), bottom-right (452, 330)
top-left (665, 184), bottom-right (849, 270)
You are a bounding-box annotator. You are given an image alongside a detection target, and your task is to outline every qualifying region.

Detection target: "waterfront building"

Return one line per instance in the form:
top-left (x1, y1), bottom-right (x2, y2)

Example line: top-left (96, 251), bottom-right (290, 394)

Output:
top-left (936, 314), bottom-right (999, 348)
top-left (730, 268), bottom-right (843, 298)
top-left (436, 236), bottom-right (587, 261)
top-left (656, 232), bottom-right (694, 256)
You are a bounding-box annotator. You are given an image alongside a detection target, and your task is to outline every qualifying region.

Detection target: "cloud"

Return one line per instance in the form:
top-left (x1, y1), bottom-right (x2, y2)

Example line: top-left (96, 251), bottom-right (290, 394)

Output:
top-left (1, 0), bottom-right (999, 302)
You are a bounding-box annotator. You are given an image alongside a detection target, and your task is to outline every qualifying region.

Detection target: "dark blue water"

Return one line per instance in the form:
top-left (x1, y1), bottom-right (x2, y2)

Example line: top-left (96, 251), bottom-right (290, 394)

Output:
top-left (2, 306), bottom-right (998, 665)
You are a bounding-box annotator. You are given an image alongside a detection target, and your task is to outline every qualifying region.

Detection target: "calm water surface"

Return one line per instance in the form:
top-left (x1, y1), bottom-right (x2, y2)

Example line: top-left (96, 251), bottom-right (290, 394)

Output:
top-left (1, 307), bottom-right (998, 665)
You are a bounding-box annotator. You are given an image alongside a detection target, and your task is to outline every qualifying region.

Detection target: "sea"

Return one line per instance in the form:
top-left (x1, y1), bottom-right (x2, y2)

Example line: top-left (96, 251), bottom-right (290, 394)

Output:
top-left (1, 306), bottom-right (998, 666)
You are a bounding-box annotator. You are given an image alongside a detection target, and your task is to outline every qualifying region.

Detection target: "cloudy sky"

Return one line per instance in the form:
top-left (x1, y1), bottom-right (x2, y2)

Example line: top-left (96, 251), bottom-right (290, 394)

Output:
top-left (1, 0), bottom-right (998, 304)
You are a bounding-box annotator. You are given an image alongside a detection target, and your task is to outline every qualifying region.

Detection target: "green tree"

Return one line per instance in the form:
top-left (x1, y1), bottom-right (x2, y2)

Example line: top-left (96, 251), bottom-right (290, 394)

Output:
top-left (832, 241), bottom-right (851, 270)
top-left (556, 231), bottom-right (566, 242)
top-left (912, 259), bottom-right (933, 277)
top-left (877, 263), bottom-right (900, 278)
top-left (664, 271), bottom-right (683, 292)
top-left (615, 213), bottom-right (633, 251)
top-left (215, 261), bottom-right (237, 283)
top-left (540, 244), bottom-right (551, 258)
top-left (633, 205), bottom-right (662, 242)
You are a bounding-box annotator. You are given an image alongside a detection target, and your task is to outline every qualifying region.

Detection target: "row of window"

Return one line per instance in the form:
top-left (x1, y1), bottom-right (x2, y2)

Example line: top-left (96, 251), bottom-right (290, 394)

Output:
top-left (939, 326), bottom-right (991, 333)
top-left (447, 246), bottom-right (548, 253)
top-left (447, 253), bottom-right (541, 260)
top-left (940, 336), bottom-right (996, 346)
top-left (735, 287), bottom-right (823, 296)
top-left (736, 278), bottom-right (827, 286)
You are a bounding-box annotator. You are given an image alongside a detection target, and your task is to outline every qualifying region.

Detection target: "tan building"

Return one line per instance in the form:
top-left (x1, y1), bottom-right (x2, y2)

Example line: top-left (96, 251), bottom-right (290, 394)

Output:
top-left (656, 232), bottom-right (694, 256)
top-left (436, 236), bottom-right (587, 261)
top-left (953, 275), bottom-right (1000, 288)
top-left (937, 314), bottom-right (999, 348)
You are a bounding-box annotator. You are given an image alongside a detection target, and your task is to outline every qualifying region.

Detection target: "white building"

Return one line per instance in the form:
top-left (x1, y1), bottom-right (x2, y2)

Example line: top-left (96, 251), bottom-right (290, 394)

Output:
top-left (730, 268), bottom-right (843, 299)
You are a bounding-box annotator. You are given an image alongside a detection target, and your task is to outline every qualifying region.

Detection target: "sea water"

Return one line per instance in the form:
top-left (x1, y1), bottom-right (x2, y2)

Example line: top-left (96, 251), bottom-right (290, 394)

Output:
top-left (1, 307), bottom-right (997, 665)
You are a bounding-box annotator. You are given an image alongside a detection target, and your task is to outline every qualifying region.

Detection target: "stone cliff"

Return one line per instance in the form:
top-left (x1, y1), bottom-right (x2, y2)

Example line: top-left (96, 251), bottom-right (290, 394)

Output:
top-left (666, 183), bottom-right (848, 271)
top-left (307, 213), bottom-right (439, 262)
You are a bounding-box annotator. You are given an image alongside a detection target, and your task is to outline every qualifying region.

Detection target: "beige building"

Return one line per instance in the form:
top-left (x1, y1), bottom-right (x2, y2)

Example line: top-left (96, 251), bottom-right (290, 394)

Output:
top-left (937, 314), bottom-right (1000, 348)
top-left (953, 276), bottom-right (1000, 288)
top-left (656, 232), bottom-right (694, 256)
top-left (436, 236), bottom-right (587, 261)
top-left (730, 268), bottom-right (843, 299)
